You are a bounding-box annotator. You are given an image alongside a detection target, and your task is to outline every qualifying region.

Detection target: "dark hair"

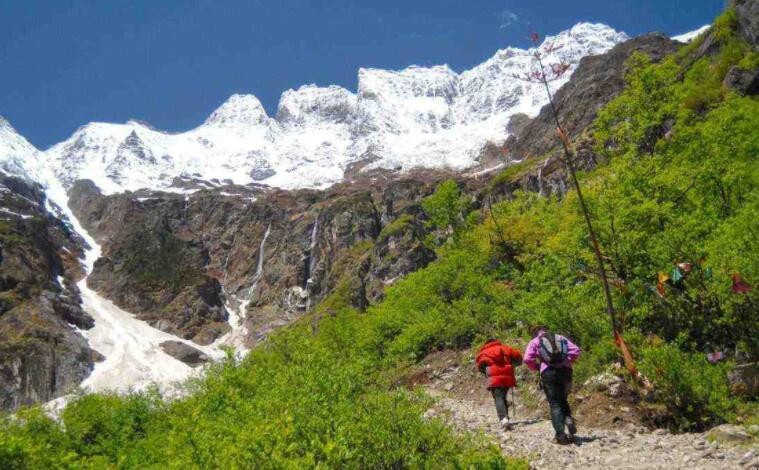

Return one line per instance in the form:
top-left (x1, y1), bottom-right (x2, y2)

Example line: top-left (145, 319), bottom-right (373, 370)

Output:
top-left (485, 337), bottom-right (498, 343)
top-left (530, 325), bottom-right (547, 337)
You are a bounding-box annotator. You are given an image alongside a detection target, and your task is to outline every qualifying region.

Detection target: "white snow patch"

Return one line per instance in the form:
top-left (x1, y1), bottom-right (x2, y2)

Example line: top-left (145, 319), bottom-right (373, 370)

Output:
top-left (672, 25), bottom-right (711, 43)
top-left (159, 186), bottom-right (200, 195)
top-left (213, 292), bottom-right (251, 356)
top-left (0, 207), bottom-right (33, 219)
top-left (464, 163), bottom-right (506, 178)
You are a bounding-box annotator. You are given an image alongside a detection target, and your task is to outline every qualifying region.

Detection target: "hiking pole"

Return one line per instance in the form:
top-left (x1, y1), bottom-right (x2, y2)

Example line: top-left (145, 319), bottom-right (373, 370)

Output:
top-left (510, 386), bottom-right (516, 421)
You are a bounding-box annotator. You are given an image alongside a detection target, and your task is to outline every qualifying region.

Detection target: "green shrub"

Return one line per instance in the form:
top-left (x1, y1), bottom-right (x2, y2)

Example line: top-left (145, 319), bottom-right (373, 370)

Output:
top-left (61, 391), bottom-right (163, 460)
top-left (378, 213), bottom-right (414, 241)
top-left (421, 179), bottom-right (470, 232)
top-left (640, 344), bottom-right (737, 431)
top-left (713, 8), bottom-right (738, 44)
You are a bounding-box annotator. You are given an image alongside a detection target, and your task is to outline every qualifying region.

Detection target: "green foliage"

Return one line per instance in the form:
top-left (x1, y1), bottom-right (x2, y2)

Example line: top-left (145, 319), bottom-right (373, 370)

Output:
top-left (591, 45), bottom-right (759, 356)
top-left (61, 391), bottom-right (164, 463)
top-left (738, 50), bottom-right (759, 70)
top-left (713, 8), bottom-right (738, 44)
top-left (421, 179), bottom-right (470, 232)
top-left (0, 408), bottom-right (79, 469)
top-left (0, 220), bottom-right (30, 245)
top-left (489, 159), bottom-right (536, 189)
top-left (640, 343), bottom-right (737, 431)
top-left (1, 317), bottom-right (523, 468)
top-left (378, 213), bottom-right (414, 241)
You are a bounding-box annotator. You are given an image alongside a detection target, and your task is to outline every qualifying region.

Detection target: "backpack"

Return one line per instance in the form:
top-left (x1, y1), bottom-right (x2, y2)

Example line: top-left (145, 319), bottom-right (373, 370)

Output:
top-left (538, 332), bottom-right (568, 365)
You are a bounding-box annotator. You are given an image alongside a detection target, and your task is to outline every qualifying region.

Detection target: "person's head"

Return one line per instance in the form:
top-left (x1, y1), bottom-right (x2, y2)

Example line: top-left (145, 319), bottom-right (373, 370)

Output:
top-left (530, 325), bottom-right (547, 338)
top-left (485, 337), bottom-right (498, 344)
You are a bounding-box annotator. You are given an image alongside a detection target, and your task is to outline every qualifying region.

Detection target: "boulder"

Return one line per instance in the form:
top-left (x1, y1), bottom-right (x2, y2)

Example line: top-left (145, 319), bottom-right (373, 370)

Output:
top-left (707, 424), bottom-right (752, 443)
top-left (727, 361), bottom-right (759, 397)
top-left (583, 372), bottom-right (624, 392)
top-left (159, 341), bottom-right (210, 368)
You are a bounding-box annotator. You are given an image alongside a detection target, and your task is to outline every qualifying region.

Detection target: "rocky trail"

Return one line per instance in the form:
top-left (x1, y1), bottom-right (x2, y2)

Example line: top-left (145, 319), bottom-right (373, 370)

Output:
top-left (415, 351), bottom-right (759, 470)
top-left (432, 392), bottom-right (757, 469)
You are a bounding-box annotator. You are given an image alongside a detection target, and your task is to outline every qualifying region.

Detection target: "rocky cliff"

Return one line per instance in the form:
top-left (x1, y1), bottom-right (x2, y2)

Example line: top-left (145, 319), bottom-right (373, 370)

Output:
top-left (492, 33), bottom-right (681, 198)
top-left (67, 171), bottom-right (470, 348)
top-left (0, 175), bottom-right (98, 410)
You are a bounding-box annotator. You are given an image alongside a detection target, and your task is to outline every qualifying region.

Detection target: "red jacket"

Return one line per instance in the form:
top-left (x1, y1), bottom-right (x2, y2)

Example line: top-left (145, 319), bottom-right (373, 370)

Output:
top-left (476, 340), bottom-right (522, 389)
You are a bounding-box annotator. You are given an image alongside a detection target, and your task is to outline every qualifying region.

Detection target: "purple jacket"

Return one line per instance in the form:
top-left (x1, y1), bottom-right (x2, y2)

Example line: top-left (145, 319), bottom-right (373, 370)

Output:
top-left (524, 330), bottom-right (581, 373)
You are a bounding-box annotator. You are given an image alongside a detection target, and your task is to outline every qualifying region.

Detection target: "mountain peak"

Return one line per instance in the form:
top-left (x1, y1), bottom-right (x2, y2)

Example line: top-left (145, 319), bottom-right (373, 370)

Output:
top-left (276, 85), bottom-right (357, 125)
top-left (0, 116), bottom-right (43, 182)
top-left (204, 94), bottom-right (270, 127)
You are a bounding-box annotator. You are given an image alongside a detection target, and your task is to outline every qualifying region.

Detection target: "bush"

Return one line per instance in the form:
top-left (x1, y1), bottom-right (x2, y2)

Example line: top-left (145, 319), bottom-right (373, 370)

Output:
top-left (421, 179), bottom-right (470, 232)
top-left (640, 344), bottom-right (737, 431)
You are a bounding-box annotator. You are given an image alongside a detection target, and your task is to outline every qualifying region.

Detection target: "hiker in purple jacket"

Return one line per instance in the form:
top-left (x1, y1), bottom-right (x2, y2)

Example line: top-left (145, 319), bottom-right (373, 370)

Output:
top-left (524, 326), bottom-right (581, 444)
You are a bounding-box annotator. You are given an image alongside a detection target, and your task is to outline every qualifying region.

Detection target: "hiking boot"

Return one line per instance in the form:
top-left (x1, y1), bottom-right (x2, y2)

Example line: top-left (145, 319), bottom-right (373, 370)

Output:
top-left (500, 417), bottom-right (512, 431)
top-left (565, 416), bottom-right (577, 436)
top-left (554, 433), bottom-right (572, 445)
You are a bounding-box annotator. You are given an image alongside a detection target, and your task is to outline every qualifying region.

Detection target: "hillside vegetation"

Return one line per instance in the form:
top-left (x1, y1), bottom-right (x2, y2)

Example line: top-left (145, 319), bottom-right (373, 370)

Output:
top-left (1, 8), bottom-right (758, 469)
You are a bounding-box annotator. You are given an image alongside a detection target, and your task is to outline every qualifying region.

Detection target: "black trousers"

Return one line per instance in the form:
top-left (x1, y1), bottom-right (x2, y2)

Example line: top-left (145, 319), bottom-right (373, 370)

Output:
top-left (490, 387), bottom-right (510, 421)
top-left (541, 367), bottom-right (573, 436)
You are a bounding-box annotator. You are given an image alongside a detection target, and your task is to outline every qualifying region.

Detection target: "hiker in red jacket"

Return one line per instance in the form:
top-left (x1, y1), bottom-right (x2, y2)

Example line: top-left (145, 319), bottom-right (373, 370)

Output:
top-left (476, 338), bottom-right (523, 429)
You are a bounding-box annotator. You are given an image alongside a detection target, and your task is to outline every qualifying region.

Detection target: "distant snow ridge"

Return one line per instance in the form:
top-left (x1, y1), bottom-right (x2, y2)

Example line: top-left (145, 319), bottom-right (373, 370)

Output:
top-left (672, 25), bottom-right (711, 43)
top-left (8, 23), bottom-right (629, 196)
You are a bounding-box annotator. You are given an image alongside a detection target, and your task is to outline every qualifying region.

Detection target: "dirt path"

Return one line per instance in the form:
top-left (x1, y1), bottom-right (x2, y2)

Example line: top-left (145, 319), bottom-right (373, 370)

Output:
top-left (429, 389), bottom-right (756, 469)
top-left (413, 351), bottom-right (758, 470)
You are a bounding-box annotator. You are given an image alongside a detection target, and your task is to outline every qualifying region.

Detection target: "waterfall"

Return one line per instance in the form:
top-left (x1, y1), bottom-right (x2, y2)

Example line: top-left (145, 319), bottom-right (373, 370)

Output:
top-left (537, 158), bottom-right (550, 197)
top-left (305, 216), bottom-right (319, 310)
top-left (246, 223), bottom-right (271, 302)
top-left (307, 216), bottom-right (319, 283)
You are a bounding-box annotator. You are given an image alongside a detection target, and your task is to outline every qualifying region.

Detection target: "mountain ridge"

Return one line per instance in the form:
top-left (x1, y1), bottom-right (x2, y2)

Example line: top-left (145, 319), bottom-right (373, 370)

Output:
top-left (1, 22), bottom-right (630, 203)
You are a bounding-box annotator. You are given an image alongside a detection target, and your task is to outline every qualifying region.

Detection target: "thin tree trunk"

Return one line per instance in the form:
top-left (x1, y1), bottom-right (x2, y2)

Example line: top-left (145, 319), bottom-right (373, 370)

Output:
top-left (533, 51), bottom-right (643, 380)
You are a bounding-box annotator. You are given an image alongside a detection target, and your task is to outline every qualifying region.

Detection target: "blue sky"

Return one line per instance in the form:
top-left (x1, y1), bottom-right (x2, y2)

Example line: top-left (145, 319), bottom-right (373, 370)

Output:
top-left (1, 0), bottom-right (723, 148)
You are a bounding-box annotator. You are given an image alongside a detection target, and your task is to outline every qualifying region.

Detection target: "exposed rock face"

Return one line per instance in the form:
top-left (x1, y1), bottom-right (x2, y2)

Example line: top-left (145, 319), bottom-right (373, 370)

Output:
top-left (492, 34), bottom-right (680, 197)
top-left (68, 172), bottom-right (456, 349)
top-left (159, 341), bottom-right (209, 368)
top-left (735, 0), bottom-right (759, 47)
top-left (724, 65), bottom-right (759, 94)
top-left (508, 34), bottom-right (679, 163)
top-left (70, 180), bottom-right (230, 345)
top-left (0, 175), bottom-right (96, 411)
top-left (727, 361), bottom-right (759, 397)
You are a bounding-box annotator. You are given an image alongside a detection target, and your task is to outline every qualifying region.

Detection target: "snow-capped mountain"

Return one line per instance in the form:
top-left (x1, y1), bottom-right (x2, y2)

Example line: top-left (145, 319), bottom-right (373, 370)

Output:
top-left (8, 23), bottom-right (629, 196)
top-left (0, 117), bottom-right (45, 182)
